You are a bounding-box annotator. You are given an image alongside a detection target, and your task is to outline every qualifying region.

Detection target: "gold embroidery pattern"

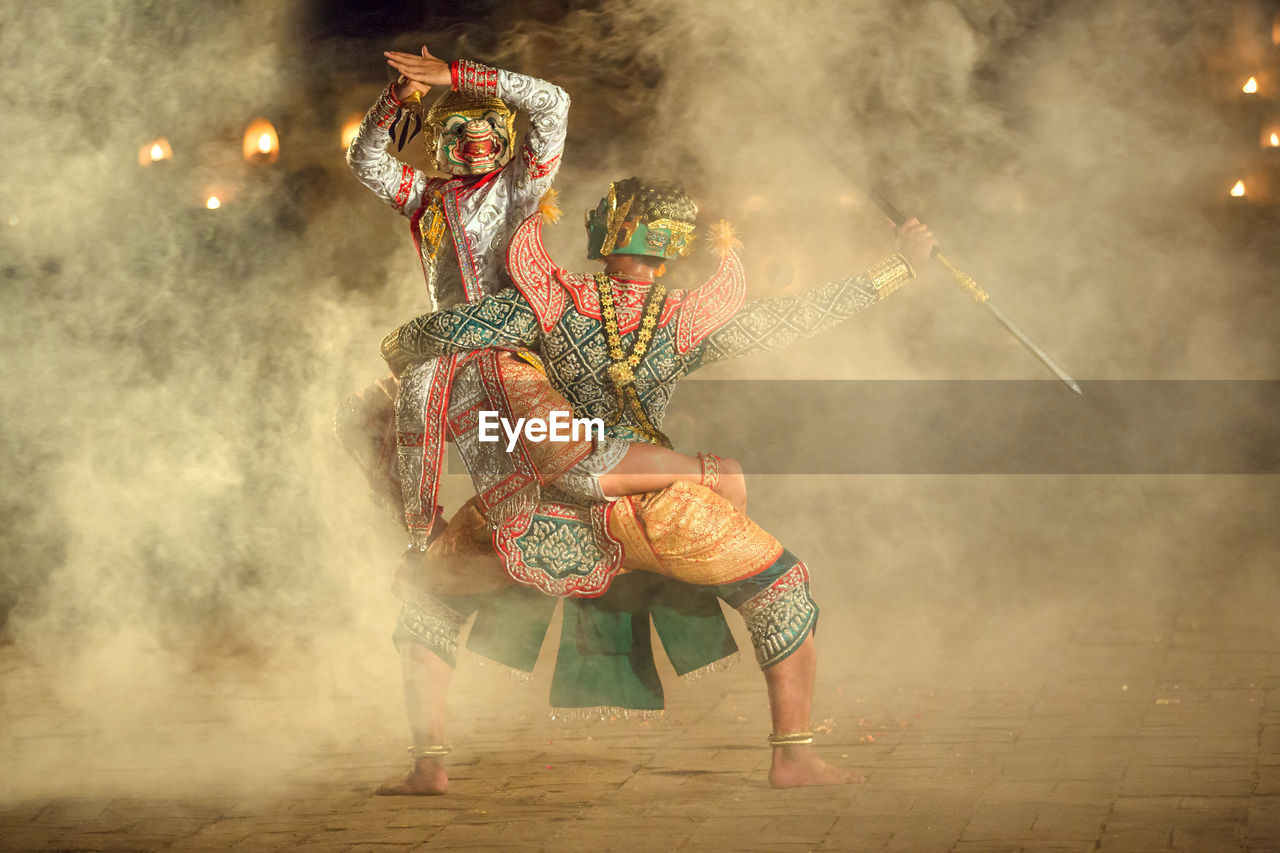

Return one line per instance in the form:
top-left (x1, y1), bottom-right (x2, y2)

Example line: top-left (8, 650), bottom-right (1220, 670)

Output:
top-left (596, 273), bottom-right (672, 448)
top-left (418, 191), bottom-right (447, 259)
top-left (605, 481), bottom-right (783, 586)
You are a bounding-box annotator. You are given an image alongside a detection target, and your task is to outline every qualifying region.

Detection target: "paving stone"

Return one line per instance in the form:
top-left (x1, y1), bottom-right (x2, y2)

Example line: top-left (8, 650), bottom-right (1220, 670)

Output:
top-left (1, 575), bottom-right (1278, 851)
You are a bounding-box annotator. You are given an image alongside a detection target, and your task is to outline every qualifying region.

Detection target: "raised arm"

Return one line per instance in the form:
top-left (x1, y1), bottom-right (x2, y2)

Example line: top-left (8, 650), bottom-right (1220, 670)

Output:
top-left (452, 59), bottom-right (570, 210)
top-left (685, 218), bottom-right (937, 371)
top-left (345, 83), bottom-right (432, 217)
top-left (380, 287), bottom-right (541, 373)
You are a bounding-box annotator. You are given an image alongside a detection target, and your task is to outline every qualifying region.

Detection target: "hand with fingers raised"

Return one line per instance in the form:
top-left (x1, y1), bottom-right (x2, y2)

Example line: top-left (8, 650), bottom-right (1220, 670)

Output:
top-left (385, 45), bottom-right (451, 102)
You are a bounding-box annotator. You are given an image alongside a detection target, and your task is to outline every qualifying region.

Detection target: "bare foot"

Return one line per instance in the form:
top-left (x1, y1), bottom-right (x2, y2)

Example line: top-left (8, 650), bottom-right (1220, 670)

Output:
top-left (768, 745), bottom-right (863, 788)
top-left (376, 759), bottom-right (448, 795)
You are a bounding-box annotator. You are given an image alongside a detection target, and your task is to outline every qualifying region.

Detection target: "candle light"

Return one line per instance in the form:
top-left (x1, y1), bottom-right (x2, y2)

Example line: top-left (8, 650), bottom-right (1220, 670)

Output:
top-left (242, 118), bottom-right (279, 163)
top-left (1229, 180), bottom-right (1246, 198)
top-left (341, 114), bottom-right (362, 149)
top-left (1271, 133), bottom-right (1279, 148)
top-left (138, 137), bottom-right (173, 166)
top-left (1243, 77), bottom-right (1259, 94)
top-left (206, 196), bottom-right (222, 210)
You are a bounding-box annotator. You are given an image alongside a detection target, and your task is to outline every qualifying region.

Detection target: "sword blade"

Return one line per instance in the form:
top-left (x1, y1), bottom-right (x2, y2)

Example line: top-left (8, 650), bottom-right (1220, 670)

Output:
top-left (861, 184), bottom-right (1082, 395)
top-left (981, 299), bottom-right (1083, 394)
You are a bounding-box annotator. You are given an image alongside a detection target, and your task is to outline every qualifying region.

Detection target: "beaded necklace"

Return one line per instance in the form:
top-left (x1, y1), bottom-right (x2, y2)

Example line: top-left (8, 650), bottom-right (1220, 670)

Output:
top-left (594, 272), bottom-right (672, 448)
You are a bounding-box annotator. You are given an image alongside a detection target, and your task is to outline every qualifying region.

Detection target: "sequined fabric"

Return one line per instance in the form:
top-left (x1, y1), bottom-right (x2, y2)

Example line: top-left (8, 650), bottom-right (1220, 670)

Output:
top-left (448, 350), bottom-right (592, 524)
top-left (382, 222), bottom-right (915, 596)
top-left (385, 242), bottom-right (912, 438)
top-left (346, 65), bottom-right (569, 311)
top-left (392, 589), bottom-right (470, 668)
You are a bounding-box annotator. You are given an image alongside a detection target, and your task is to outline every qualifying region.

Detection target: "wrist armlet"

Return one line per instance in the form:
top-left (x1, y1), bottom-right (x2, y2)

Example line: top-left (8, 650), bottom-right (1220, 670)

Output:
top-left (453, 59), bottom-right (499, 97)
top-left (865, 253), bottom-right (915, 299)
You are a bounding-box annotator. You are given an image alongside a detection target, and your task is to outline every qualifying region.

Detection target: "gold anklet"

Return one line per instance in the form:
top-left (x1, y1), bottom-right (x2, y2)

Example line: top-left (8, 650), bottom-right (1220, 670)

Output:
top-left (407, 744), bottom-right (452, 758)
top-left (768, 731), bottom-right (814, 747)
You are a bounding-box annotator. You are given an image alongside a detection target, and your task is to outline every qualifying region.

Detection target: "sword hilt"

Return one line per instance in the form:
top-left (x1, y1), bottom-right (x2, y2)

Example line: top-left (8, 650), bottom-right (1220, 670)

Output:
top-left (934, 253), bottom-right (989, 304)
top-left (397, 75), bottom-right (424, 105)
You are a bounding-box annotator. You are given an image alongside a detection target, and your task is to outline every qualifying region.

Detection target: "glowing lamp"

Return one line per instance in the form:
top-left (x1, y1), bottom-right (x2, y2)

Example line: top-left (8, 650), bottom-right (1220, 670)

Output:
top-left (1229, 180), bottom-right (1246, 198)
top-left (206, 196), bottom-right (222, 210)
top-left (138, 137), bottom-right (173, 166)
top-left (341, 114), bottom-right (362, 149)
top-left (1271, 133), bottom-right (1279, 148)
top-left (1243, 77), bottom-right (1258, 94)
top-left (242, 118), bottom-right (279, 163)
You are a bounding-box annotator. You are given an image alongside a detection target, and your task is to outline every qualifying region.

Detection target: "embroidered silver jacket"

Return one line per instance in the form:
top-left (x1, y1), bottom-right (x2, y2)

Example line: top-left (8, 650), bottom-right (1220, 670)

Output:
top-left (346, 61), bottom-right (569, 310)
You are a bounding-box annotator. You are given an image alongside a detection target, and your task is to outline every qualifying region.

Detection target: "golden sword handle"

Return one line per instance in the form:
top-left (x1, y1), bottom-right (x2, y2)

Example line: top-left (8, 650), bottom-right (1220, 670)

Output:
top-left (397, 75), bottom-right (423, 105)
top-left (933, 252), bottom-right (989, 304)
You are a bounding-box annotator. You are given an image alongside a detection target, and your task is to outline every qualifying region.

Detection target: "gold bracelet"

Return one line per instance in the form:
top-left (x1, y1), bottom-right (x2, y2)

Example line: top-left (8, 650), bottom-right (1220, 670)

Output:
top-left (407, 744), bottom-right (452, 758)
top-left (767, 731), bottom-right (814, 747)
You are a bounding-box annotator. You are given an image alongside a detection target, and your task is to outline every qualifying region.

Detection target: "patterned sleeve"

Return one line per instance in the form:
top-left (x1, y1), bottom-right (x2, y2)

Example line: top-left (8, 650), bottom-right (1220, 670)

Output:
top-left (684, 253), bottom-right (916, 372)
top-left (454, 59), bottom-right (569, 211)
top-left (345, 84), bottom-right (430, 217)
top-left (381, 287), bottom-right (542, 372)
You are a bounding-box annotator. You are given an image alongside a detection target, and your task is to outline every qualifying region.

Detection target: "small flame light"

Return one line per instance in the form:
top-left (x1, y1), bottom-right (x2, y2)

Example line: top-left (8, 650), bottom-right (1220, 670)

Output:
top-left (341, 114), bottom-right (362, 149)
top-left (1243, 77), bottom-right (1259, 94)
top-left (138, 137), bottom-right (173, 166)
top-left (1271, 133), bottom-right (1280, 148)
top-left (206, 196), bottom-right (222, 210)
top-left (1229, 180), bottom-right (1246, 198)
top-left (242, 118), bottom-right (279, 163)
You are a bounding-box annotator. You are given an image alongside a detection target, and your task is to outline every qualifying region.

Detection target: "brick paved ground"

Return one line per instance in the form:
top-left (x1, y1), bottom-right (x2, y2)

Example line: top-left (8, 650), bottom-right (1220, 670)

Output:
top-left (2, 478), bottom-right (1278, 851)
top-left (2, 575), bottom-right (1276, 852)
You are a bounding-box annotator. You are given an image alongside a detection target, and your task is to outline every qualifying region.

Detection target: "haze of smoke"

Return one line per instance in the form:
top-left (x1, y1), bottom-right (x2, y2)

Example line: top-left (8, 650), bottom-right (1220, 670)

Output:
top-left (0, 0), bottom-right (1275, 800)
top-left (0, 0), bottom-right (417, 797)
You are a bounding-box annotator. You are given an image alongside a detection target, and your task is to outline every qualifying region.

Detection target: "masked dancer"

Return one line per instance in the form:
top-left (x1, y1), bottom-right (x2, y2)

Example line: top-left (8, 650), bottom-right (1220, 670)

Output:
top-left (381, 177), bottom-right (938, 787)
top-left (339, 50), bottom-right (746, 795)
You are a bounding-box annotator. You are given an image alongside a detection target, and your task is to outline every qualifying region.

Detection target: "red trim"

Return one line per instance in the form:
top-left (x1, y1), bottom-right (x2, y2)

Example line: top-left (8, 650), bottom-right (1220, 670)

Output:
top-left (386, 82), bottom-right (404, 107)
top-left (674, 247), bottom-right (747, 354)
top-left (521, 144), bottom-right (561, 180)
top-left (401, 354), bottom-right (460, 541)
top-left (560, 274), bottom-right (679, 335)
top-left (449, 60), bottom-right (460, 92)
top-left (454, 166), bottom-right (504, 200)
top-left (505, 214), bottom-right (567, 332)
top-left (392, 163), bottom-right (415, 211)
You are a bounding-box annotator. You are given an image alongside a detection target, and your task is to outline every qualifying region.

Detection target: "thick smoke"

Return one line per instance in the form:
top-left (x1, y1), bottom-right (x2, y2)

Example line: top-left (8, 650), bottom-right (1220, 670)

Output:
top-left (0, 0), bottom-right (1275, 800)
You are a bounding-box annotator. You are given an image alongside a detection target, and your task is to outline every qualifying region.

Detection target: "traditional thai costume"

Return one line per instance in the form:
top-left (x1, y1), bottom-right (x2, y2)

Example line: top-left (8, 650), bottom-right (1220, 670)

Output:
top-left (338, 71), bottom-right (738, 715)
top-left (381, 179), bottom-right (918, 677)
